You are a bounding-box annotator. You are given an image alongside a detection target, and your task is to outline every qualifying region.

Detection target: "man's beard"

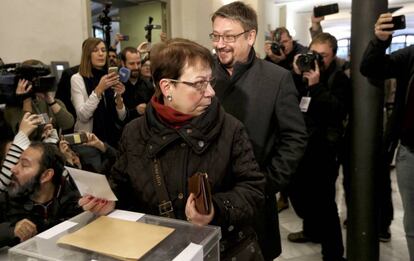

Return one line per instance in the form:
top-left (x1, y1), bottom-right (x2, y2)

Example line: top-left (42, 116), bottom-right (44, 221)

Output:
top-left (130, 69), bottom-right (139, 79)
top-left (8, 173), bottom-right (41, 199)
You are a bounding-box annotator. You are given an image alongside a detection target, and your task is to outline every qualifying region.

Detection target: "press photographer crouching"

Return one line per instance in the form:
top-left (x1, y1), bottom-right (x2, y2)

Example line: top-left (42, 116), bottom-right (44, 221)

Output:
top-left (264, 27), bottom-right (307, 70)
top-left (289, 32), bottom-right (349, 261)
top-left (2, 60), bottom-right (74, 137)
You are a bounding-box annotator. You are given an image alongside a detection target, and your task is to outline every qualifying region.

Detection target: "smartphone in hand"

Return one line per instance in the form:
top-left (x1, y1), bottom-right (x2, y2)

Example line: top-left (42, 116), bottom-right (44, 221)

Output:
top-left (384, 15), bottom-right (406, 31)
top-left (63, 133), bottom-right (88, 145)
top-left (108, 66), bottom-right (118, 75)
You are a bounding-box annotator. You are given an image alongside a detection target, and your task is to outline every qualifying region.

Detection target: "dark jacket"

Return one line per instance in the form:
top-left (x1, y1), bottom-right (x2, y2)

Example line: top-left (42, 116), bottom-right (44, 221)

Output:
top-left (265, 41), bottom-right (308, 71)
top-left (293, 59), bottom-right (350, 145)
top-left (360, 37), bottom-right (414, 151)
top-left (0, 176), bottom-right (82, 247)
top-left (214, 48), bottom-right (307, 259)
top-left (122, 78), bottom-right (154, 122)
top-left (109, 97), bottom-right (265, 255)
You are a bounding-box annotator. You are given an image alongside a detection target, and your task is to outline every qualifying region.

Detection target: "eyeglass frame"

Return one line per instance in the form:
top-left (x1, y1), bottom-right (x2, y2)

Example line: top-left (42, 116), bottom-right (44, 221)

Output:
top-left (209, 30), bottom-right (250, 43)
top-left (166, 77), bottom-right (216, 92)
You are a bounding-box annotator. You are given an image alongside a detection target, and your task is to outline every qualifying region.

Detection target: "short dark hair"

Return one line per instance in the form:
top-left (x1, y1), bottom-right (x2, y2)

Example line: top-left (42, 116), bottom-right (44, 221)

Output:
top-left (30, 142), bottom-right (65, 187)
top-left (274, 27), bottom-right (292, 41)
top-left (211, 1), bottom-right (258, 33)
top-left (150, 38), bottom-right (214, 100)
top-left (108, 47), bottom-right (117, 54)
top-left (310, 32), bottom-right (338, 55)
top-left (120, 47), bottom-right (139, 63)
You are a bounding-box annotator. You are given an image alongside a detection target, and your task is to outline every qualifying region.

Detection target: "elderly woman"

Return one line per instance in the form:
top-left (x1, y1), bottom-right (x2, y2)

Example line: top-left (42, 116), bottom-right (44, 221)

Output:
top-left (70, 37), bottom-right (126, 148)
top-left (79, 38), bottom-right (265, 259)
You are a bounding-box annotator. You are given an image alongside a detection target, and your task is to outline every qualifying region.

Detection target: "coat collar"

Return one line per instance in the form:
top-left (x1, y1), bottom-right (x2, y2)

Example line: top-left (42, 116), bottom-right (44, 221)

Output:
top-left (144, 97), bottom-right (224, 157)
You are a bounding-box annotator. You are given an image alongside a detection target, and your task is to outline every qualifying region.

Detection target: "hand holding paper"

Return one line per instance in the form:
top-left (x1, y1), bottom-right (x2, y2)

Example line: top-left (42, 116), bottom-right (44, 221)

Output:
top-left (65, 167), bottom-right (117, 201)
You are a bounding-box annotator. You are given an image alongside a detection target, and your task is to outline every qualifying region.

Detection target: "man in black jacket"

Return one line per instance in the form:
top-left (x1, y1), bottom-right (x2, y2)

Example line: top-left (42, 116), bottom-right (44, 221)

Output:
top-left (0, 142), bottom-right (81, 247)
top-left (120, 47), bottom-right (154, 121)
top-left (289, 32), bottom-right (348, 261)
top-left (264, 27), bottom-right (307, 71)
top-left (360, 12), bottom-right (414, 261)
top-left (210, 2), bottom-right (307, 260)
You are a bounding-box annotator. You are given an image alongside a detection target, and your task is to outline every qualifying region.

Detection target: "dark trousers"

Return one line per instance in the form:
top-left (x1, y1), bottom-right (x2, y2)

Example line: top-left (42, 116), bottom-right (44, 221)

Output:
top-left (289, 138), bottom-right (344, 260)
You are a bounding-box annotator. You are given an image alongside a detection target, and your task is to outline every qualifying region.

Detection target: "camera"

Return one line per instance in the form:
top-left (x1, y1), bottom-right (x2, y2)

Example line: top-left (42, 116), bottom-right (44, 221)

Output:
top-left (270, 42), bottom-right (285, 56)
top-left (144, 16), bottom-right (161, 43)
top-left (0, 62), bottom-right (56, 101)
top-left (296, 51), bottom-right (324, 72)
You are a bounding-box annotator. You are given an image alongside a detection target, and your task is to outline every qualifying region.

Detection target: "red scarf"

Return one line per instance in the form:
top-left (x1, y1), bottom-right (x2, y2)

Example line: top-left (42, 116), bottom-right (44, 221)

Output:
top-left (151, 96), bottom-right (194, 128)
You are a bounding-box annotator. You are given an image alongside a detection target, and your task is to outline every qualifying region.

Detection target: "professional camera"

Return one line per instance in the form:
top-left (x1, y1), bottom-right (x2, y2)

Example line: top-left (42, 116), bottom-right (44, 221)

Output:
top-left (144, 16), bottom-right (161, 43)
top-left (270, 42), bottom-right (285, 56)
top-left (296, 51), bottom-right (324, 72)
top-left (0, 62), bottom-right (56, 100)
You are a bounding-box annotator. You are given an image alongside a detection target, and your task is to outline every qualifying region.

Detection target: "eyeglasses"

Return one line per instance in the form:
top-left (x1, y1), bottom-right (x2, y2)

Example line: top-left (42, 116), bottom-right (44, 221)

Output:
top-left (209, 31), bottom-right (249, 43)
top-left (167, 77), bottom-right (216, 92)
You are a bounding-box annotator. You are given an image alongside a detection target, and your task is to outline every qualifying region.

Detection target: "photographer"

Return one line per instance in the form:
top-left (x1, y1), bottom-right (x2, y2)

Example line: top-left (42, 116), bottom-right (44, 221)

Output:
top-left (264, 27), bottom-right (307, 70)
top-left (289, 32), bottom-right (349, 261)
top-left (4, 60), bottom-right (74, 135)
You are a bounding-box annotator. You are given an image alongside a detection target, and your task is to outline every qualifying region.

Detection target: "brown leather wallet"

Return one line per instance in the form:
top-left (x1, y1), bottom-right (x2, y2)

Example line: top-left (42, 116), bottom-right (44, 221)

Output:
top-left (188, 172), bottom-right (212, 215)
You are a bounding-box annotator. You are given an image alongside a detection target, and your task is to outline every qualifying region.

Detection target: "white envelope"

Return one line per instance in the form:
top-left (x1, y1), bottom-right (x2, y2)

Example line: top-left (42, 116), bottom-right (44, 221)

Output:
top-left (65, 167), bottom-right (118, 201)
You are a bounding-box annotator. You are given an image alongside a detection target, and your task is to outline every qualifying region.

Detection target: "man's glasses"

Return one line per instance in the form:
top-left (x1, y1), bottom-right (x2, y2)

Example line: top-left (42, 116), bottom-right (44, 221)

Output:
top-left (209, 31), bottom-right (249, 43)
top-left (167, 78), bottom-right (216, 92)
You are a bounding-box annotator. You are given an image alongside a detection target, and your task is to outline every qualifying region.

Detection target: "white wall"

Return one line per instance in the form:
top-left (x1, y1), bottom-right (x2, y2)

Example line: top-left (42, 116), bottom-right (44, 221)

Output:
top-left (0, 0), bottom-right (90, 66)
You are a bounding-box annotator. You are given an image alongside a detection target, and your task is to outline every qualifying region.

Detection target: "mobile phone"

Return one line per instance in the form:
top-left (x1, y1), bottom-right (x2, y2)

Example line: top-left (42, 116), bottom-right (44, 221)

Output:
top-left (313, 3), bottom-right (339, 18)
top-left (108, 66), bottom-right (118, 75)
top-left (37, 113), bottom-right (49, 125)
top-left (122, 35), bottom-right (129, 41)
top-left (388, 6), bottom-right (402, 13)
top-left (384, 15), bottom-right (406, 31)
top-left (63, 133), bottom-right (88, 145)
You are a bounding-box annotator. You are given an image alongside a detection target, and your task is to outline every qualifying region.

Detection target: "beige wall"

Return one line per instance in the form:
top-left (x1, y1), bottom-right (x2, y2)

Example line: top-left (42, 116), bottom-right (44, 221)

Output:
top-left (0, 0), bottom-right (90, 66)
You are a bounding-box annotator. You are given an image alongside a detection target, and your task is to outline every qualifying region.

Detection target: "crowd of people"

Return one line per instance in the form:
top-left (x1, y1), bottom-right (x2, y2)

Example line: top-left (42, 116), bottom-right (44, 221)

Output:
top-left (0, 2), bottom-right (412, 261)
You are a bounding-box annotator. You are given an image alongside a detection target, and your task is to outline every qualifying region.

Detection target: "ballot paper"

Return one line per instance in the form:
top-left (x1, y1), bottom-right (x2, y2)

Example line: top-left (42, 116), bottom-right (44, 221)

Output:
top-left (58, 216), bottom-right (175, 261)
top-left (65, 167), bottom-right (118, 201)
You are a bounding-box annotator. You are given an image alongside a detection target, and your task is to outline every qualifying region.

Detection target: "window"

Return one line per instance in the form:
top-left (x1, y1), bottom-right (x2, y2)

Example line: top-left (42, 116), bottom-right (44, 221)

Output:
top-left (387, 34), bottom-right (414, 53)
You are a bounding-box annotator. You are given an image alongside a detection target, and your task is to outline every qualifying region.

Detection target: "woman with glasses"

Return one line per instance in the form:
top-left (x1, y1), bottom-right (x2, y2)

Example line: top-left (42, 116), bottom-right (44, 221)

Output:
top-left (79, 38), bottom-right (265, 259)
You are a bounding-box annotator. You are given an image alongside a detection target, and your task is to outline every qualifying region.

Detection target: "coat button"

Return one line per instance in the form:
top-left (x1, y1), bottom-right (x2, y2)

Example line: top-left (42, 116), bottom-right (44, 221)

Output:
top-left (149, 145), bottom-right (153, 150)
top-left (228, 225), bottom-right (234, 232)
top-left (162, 136), bottom-right (167, 140)
top-left (198, 140), bottom-right (204, 147)
top-left (180, 143), bottom-right (186, 147)
top-left (178, 193), bottom-right (184, 199)
top-left (186, 129), bottom-right (192, 134)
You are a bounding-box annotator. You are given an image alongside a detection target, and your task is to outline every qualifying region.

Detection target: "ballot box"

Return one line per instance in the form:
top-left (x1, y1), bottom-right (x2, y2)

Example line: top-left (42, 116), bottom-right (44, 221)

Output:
top-left (8, 210), bottom-right (221, 261)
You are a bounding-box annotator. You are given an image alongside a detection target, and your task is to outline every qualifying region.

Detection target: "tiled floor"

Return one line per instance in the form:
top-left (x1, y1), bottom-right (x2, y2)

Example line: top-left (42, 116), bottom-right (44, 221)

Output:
top-left (275, 169), bottom-right (409, 261)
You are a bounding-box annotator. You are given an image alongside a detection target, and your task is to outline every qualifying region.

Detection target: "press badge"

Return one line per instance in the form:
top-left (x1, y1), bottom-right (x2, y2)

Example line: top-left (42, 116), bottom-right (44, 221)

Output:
top-left (299, 96), bottom-right (311, 112)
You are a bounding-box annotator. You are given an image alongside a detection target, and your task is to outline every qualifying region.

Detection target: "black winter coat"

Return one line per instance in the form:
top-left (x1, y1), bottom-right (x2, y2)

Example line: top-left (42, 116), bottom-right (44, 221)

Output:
top-left (109, 97), bottom-right (265, 254)
top-left (214, 48), bottom-right (307, 260)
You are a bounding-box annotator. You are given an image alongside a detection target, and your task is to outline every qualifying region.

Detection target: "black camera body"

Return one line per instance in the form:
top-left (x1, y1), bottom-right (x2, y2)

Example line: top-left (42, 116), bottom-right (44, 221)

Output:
top-left (0, 63), bottom-right (56, 101)
top-left (296, 51), bottom-right (324, 72)
top-left (271, 42), bottom-right (285, 56)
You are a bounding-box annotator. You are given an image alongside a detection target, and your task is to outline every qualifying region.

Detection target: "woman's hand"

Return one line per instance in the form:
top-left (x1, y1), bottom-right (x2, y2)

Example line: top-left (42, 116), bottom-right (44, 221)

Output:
top-left (18, 112), bottom-right (40, 137)
top-left (78, 195), bottom-right (115, 216)
top-left (185, 193), bottom-right (214, 226)
top-left (95, 73), bottom-right (120, 96)
top-left (84, 132), bottom-right (106, 152)
top-left (16, 79), bottom-right (32, 95)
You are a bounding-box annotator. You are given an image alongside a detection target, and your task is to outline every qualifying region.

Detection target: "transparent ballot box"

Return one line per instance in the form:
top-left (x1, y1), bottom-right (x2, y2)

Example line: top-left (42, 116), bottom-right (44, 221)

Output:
top-left (8, 210), bottom-right (221, 261)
